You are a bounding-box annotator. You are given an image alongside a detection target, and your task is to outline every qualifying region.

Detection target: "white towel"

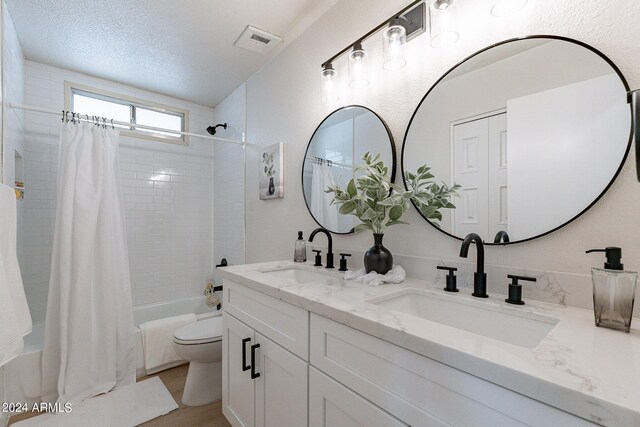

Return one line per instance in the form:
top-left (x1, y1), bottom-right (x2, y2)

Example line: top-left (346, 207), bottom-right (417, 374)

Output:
top-left (344, 265), bottom-right (407, 287)
top-left (0, 183), bottom-right (32, 366)
top-left (141, 313), bottom-right (196, 374)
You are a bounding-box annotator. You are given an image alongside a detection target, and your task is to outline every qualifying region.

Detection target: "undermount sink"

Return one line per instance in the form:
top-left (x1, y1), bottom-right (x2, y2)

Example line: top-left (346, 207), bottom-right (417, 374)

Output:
top-left (367, 289), bottom-right (559, 348)
top-left (260, 267), bottom-right (338, 284)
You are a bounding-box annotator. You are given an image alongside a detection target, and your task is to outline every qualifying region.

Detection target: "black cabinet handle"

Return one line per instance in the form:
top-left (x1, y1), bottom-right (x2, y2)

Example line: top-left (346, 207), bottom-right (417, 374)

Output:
top-left (241, 338), bottom-right (251, 371)
top-left (250, 343), bottom-right (261, 379)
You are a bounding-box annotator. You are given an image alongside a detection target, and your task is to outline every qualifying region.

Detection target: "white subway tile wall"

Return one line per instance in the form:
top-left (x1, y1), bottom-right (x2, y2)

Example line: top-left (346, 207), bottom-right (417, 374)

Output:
top-left (18, 60), bottom-right (221, 322)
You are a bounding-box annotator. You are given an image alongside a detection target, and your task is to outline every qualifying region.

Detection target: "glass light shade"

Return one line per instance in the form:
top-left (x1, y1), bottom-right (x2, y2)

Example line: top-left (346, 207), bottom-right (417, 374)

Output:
top-left (348, 44), bottom-right (370, 88)
top-left (321, 64), bottom-right (338, 102)
top-left (491, 0), bottom-right (528, 16)
top-left (430, 0), bottom-right (459, 48)
top-left (383, 22), bottom-right (407, 71)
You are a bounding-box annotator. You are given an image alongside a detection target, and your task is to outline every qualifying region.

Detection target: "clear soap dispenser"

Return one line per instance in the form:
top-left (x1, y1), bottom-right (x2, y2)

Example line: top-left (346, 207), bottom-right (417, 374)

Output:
top-left (294, 231), bottom-right (307, 263)
top-left (586, 247), bottom-right (637, 332)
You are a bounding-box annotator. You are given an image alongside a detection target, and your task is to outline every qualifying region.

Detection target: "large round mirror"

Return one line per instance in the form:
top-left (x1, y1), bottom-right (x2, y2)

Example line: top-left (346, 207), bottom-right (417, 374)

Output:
top-left (402, 36), bottom-right (631, 244)
top-left (303, 106), bottom-right (396, 234)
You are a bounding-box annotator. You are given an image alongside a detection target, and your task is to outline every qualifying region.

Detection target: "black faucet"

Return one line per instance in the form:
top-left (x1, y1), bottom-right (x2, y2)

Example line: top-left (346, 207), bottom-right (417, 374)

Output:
top-left (459, 233), bottom-right (488, 298)
top-left (309, 227), bottom-right (334, 268)
top-left (493, 230), bottom-right (510, 243)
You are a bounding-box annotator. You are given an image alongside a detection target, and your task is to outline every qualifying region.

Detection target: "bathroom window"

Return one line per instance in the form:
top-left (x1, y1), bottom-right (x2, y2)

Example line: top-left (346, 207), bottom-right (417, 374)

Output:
top-left (65, 82), bottom-right (189, 145)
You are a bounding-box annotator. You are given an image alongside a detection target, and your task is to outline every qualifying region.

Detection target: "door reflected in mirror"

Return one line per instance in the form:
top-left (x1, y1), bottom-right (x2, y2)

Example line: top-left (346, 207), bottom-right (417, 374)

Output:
top-left (303, 106), bottom-right (395, 234)
top-left (402, 36), bottom-right (631, 244)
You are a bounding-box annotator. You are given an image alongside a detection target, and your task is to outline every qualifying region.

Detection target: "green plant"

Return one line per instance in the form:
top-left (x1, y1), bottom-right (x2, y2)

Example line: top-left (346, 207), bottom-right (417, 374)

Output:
top-left (262, 152), bottom-right (275, 177)
top-left (326, 152), bottom-right (459, 234)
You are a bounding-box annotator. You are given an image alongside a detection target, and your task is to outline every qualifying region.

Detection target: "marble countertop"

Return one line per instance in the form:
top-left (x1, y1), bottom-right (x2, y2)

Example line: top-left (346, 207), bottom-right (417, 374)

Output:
top-left (219, 260), bottom-right (640, 426)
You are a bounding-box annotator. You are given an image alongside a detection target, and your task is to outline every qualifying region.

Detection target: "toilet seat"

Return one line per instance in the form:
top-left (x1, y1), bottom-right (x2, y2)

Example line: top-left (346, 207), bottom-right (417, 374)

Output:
top-left (174, 316), bottom-right (222, 345)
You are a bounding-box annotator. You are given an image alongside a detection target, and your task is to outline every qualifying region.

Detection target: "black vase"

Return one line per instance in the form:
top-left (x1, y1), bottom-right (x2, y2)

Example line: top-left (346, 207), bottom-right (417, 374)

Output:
top-left (364, 233), bottom-right (393, 275)
top-left (268, 177), bottom-right (275, 195)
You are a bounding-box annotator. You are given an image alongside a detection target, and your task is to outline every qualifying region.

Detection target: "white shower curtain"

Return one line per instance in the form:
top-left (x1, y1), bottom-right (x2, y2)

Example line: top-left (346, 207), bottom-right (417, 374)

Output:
top-left (311, 162), bottom-right (339, 230)
top-left (42, 122), bottom-right (135, 407)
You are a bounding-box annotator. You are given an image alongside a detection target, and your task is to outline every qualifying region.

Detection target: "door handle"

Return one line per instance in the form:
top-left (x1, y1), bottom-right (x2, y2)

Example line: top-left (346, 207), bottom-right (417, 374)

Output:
top-left (241, 337), bottom-right (251, 371)
top-left (250, 343), bottom-right (261, 379)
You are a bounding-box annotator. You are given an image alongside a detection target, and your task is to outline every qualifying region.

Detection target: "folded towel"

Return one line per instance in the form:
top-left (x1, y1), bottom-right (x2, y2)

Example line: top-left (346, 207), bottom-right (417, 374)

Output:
top-left (141, 313), bottom-right (196, 374)
top-left (344, 265), bottom-right (406, 287)
top-left (0, 184), bottom-right (32, 366)
top-left (0, 184), bottom-right (32, 336)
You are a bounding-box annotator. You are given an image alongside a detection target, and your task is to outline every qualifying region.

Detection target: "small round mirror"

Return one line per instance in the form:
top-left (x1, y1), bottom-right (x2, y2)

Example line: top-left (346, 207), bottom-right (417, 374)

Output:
top-left (303, 106), bottom-right (396, 234)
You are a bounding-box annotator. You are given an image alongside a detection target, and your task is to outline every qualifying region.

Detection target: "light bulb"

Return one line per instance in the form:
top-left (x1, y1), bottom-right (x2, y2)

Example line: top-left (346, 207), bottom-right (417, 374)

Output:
top-left (348, 43), bottom-right (369, 88)
top-left (433, 0), bottom-right (454, 10)
top-left (430, 0), bottom-right (459, 48)
top-left (383, 19), bottom-right (407, 71)
top-left (321, 63), bottom-right (337, 102)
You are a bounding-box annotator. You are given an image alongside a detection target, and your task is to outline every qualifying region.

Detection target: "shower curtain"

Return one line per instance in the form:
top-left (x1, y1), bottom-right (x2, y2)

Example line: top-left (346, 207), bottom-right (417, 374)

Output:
top-left (311, 162), bottom-right (339, 230)
top-left (42, 122), bottom-right (135, 407)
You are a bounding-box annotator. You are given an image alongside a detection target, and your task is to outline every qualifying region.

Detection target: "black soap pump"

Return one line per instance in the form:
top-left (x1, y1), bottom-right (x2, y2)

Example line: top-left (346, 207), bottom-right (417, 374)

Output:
top-left (294, 231), bottom-right (307, 263)
top-left (586, 247), bottom-right (637, 332)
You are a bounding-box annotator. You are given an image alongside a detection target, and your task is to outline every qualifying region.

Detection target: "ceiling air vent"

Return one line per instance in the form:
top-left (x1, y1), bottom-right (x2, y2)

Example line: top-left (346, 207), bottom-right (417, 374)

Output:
top-left (234, 25), bottom-right (283, 55)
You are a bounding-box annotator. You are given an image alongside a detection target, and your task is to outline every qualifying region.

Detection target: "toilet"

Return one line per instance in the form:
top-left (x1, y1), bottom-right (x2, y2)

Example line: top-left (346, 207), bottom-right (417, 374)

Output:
top-left (173, 315), bottom-right (223, 406)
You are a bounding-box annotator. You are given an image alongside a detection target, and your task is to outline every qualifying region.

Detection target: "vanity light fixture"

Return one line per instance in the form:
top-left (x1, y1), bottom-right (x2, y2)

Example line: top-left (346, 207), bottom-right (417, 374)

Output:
top-left (321, 62), bottom-right (338, 102)
top-left (320, 0), bottom-right (425, 99)
top-left (491, 0), bottom-right (528, 17)
top-left (430, 0), bottom-right (459, 48)
top-left (383, 18), bottom-right (408, 71)
top-left (348, 43), bottom-right (370, 88)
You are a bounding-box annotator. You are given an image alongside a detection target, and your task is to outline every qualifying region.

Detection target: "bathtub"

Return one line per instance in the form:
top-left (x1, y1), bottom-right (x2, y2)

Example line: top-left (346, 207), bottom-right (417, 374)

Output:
top-left (5, 296), bottom-right (219, 407)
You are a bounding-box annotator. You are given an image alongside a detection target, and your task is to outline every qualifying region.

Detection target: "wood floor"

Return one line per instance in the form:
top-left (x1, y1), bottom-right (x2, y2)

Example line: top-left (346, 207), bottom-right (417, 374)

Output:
top-left (140, 365), bottom-right (231, 427)
top-left (9, 365), bottom-right (231, 427)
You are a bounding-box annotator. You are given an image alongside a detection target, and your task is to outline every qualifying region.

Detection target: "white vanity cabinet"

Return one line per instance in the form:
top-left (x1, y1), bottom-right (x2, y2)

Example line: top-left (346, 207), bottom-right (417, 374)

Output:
top-left (222, 277), bottom-right (597, 427)
top-left (222, 280), bottom-right (309, 427)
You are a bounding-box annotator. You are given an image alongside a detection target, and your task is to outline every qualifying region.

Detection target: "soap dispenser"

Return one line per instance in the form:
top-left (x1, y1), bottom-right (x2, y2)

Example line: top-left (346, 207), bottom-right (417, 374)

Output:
top-left (294, 231), bottom-right (307, 263)
top-left (586, 247), bottom-right (637, 332)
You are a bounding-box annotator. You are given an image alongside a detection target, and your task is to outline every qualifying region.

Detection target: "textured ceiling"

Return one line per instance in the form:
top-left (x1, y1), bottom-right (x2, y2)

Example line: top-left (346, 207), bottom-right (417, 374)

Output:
top-left (6, 0), bottom-right (337, 107)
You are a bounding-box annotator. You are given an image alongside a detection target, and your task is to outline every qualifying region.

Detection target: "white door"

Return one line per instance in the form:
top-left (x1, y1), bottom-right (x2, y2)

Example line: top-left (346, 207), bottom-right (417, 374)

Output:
top-left (223, 313), bottom-right (256, 427)
top-left (309, 367), bottom-right (407, 427)
top-left (453, 118), bottom-right (489, 238)
top-left (255, 333), bottom-right (308, 427)
top-left (488, 114), bottom-right (508, 239)
top-left (453, 113), bottom-right (508, 241)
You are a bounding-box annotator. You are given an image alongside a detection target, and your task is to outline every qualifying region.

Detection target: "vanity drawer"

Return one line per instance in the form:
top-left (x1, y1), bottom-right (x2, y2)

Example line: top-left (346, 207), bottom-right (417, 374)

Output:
top-left (223, 280), bottom-right (309, 360)
top-left (310, 314), bottom-right (594, 427)
top-left (309, 366), bottom-right (408, 427)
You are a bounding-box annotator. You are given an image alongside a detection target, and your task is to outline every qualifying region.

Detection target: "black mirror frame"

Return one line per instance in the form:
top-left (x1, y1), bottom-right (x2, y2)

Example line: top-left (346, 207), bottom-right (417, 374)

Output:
top-left (302, 105), bottom-right (397, 235)
top-left (401, 35), bottom-right (632, 245)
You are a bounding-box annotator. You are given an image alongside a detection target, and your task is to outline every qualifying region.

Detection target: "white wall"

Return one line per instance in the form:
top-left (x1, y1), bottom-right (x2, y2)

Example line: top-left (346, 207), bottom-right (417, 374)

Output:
top-left (212, 83), bottom-right (246, 282)
top-left (18, 61), bottom-right (216, 322)
top-left (243, 0), bottom-right (640, 312)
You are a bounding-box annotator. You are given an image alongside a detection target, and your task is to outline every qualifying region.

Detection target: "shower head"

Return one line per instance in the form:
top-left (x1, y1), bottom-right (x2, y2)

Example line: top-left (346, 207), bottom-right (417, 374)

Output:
top-left (206, 123), bottom-right (227, 136)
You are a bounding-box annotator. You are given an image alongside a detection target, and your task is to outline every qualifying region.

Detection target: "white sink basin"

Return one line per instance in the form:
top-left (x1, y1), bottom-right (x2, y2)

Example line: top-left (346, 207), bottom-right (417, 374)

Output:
top-left (260, 267), bottom-right (338, 284)
top-left (367, 289), bottom-right (559, 348)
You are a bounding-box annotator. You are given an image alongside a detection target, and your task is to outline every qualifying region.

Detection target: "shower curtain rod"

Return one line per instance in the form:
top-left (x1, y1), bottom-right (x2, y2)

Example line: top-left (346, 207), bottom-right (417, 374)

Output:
top-left (7, 103), bottom-right (245, 145)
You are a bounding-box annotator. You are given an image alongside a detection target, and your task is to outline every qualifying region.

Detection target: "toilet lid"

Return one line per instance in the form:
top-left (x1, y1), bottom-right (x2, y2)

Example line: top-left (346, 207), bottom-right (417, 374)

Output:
top-left (174, 316), bottom-right (222, 343)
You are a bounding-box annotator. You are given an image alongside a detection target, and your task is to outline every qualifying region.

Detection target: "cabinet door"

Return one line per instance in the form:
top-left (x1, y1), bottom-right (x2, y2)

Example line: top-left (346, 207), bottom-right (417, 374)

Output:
top-left (309, 367), bottom-right (407, 427)
top-left (223, 313), bottom-right (256, 427)
top-left (254, 332), bottom-right (308, 427)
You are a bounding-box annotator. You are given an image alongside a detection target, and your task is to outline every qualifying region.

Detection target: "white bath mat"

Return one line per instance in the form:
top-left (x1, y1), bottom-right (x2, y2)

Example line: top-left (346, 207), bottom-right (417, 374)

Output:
top-left (13, 377), bottom-right (178, 427)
